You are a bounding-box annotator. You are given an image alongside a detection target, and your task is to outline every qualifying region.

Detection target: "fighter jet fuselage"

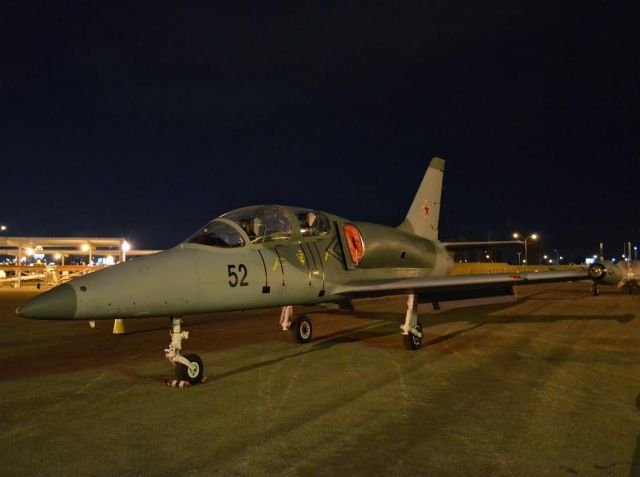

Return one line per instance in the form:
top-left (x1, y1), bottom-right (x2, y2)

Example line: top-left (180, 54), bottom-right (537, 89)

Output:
top-left (17, 207), bottom-right (453, 320)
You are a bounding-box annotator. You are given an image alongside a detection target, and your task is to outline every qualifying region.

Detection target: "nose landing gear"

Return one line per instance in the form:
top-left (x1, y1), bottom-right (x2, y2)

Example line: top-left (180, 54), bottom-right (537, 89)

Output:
top-left (165, 317), bottom-right (205, 386)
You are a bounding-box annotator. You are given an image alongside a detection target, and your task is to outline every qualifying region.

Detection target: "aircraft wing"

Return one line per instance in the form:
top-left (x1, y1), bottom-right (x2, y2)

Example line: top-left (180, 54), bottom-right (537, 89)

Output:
top-left (441, 240), bottom-right (523, 250)
top-left (332, 270), bottom-right (588, 301)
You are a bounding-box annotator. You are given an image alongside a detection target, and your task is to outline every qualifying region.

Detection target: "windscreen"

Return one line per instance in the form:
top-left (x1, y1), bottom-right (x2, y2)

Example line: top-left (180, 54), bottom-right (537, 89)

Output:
top-left (187, 220), bottom-right (245, 248)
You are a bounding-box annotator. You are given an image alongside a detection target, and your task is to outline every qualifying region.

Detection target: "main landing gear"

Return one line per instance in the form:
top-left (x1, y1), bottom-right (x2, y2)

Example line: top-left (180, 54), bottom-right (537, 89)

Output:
top-left (165, 317), bottom-right (204, 385)
top-left (280, 306), bottom-right (313, 344)
top-left (281, 296), bottom-right (424, 351)
top-left (401, 294), bottom-right (423, 350)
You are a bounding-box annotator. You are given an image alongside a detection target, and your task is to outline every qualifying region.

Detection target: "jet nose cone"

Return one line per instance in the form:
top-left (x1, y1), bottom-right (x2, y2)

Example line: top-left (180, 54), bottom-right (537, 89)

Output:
top-left (16, 284), bottom-right (78, 319)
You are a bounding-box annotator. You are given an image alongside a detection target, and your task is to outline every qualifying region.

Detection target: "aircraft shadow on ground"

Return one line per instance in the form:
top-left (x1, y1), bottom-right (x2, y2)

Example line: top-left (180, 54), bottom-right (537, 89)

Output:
top-left (306, 292), bottom-right (635, 349)
top-left (4, 289), bottom-right (635, 383)
top-left (192, 291), bottom-right (636, 372)
top-left (182, 307), bottom-right (636, 384)
top-left (632, 393), bottom-right (640, 477)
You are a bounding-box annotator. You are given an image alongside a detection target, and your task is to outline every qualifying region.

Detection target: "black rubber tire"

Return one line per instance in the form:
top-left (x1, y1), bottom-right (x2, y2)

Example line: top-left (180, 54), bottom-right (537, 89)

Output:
top-left (403, 320), bottom-right (423, 350)
top-left (291, 315), bottom-right (313, 344)
top-left (175, 354), bottom-right (204, 384)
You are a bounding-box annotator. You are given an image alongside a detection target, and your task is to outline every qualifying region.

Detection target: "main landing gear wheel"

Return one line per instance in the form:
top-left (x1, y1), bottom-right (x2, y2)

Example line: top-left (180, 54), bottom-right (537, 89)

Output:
top-left (291, 315), bottom-right (313, 344)
top-left (403, 319), bottom-right (423, 350)
top-left (176, 354), bottom-right (204, 384)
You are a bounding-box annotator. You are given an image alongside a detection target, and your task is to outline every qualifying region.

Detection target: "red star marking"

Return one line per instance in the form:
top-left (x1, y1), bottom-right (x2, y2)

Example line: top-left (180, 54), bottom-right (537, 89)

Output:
top-left (423, 203), bottom-right (430, 216)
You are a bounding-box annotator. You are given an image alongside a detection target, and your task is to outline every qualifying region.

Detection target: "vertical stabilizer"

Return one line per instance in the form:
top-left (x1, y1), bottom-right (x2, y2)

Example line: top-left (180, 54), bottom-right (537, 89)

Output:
top-left (397, 157), bottom-right (445, 241)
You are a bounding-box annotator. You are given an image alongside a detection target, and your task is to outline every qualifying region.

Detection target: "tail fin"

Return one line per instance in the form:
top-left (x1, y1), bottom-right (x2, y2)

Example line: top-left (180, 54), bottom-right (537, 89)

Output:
top-left (397, 157), bottom-right (445, 241)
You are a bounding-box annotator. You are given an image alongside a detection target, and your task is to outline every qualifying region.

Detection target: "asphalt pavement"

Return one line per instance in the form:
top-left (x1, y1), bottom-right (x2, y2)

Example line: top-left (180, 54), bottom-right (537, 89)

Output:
top-left (1, 283), bottom-right (639, 476)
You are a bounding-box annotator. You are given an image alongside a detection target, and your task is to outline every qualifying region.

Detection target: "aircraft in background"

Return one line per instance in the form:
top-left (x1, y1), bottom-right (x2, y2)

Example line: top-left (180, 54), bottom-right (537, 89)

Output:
top-left (17, 158), bottom-right (587, 384)
top-left (588, 249), bottom-right (640, 295)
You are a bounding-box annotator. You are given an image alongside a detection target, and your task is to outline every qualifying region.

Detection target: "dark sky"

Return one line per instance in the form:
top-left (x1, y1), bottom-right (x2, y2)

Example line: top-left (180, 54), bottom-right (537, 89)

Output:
top-left (2, 1), bottom-right (638, 260)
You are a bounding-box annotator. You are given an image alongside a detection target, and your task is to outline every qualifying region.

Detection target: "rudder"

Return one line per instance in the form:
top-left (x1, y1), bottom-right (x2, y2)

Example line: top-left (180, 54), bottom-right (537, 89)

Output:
top-left (397, 157), bottom-right (445, 241)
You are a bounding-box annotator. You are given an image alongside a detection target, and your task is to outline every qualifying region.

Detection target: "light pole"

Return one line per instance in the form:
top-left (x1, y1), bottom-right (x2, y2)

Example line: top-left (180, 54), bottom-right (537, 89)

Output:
top-left (513, 232), bottom-right (538, 268)
top-left (121, 240), bottom-right (131, 263)
top-left (554, 249), bottom-right (559, 265)
top-left (81, 243), bottom-right (92, 266)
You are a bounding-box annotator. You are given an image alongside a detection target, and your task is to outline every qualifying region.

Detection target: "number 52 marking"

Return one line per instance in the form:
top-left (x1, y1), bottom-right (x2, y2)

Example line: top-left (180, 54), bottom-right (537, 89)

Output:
top-left (228, 264), bottom-right (249, 287)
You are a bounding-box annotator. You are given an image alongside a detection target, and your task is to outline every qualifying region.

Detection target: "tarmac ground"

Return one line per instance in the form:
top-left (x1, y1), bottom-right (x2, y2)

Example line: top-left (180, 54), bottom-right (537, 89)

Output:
top-left (1, 282), bottom-right (639, 476)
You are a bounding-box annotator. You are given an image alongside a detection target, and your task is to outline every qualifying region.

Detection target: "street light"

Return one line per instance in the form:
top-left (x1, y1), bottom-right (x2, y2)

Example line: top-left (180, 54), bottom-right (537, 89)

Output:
top-left (0, 224), bottom-right (7, 232)
top-left (120, 240), bottom-right (131, 263)
top-left (513, 232), bottom-right (538, 267)
top-left (81, 243), bottom-right (92, 265)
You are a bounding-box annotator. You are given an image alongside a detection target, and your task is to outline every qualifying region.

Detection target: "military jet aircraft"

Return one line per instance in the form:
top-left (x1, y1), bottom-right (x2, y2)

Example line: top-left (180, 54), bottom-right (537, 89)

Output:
top-left (17, 158), bottom-right (587, 384)
top-left (588, 258), bottom-right (640, 294)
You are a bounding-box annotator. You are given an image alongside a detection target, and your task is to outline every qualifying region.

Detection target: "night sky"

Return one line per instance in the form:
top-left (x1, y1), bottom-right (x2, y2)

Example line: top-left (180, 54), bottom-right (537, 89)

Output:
top-left (3, 2), bottom-right (638, 261)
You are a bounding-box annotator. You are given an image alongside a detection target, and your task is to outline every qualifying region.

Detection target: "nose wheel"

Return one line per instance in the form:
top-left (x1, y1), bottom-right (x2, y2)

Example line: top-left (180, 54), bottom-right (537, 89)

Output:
top-left (175, 354), bottom-right (204, 384)
top-left (165, 318), bottom-right (205, 385)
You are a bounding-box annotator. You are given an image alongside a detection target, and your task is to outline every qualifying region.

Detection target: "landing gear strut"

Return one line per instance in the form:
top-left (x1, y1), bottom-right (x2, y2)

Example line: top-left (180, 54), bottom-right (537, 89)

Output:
top-left (401, 294), bottom-right (423, 350)
top-left (165, 317), bottom-right (204, 384)
top-left (279, 305), bottom-right (293, 331)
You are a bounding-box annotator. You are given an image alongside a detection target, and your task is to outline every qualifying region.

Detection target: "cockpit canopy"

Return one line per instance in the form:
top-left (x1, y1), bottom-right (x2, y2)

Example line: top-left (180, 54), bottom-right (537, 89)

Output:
top-left (186, 205), bottom-right (330, 248)
top-left (186, 220), bottom-right (245, 248)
